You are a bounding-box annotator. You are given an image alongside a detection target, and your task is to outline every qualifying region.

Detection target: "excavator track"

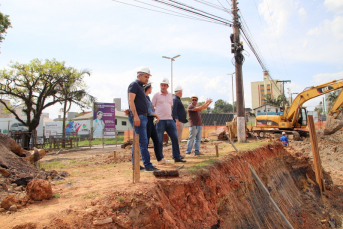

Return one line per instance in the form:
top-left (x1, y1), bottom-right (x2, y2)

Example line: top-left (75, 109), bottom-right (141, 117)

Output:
top-left (290, 131), bottom-right (300, 141)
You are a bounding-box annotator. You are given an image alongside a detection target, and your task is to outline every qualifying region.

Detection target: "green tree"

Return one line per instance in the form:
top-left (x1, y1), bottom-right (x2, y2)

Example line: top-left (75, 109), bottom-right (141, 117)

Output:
top-left (0, 59), bottom-right (96, 133)
top-left (212, 99), bottom-right (233, 113)
top-left (58, 73), bottom-right (96, 146)
top-left (264, 94), bottom-right (289, 107)
top-left (0, 12), bottom-right (12, 48)
top-left (326, 90), bottom-right (339, 111)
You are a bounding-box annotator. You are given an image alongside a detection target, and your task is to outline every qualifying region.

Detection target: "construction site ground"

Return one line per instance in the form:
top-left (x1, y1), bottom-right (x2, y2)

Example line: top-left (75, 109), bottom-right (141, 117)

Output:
top-left (1, 129), bottom-right (343, 228)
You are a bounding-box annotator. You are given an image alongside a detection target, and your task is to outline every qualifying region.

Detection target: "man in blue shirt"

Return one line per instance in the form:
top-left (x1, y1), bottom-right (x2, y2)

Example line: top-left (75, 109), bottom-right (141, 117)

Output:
top-left (280, 132), bottom-right (289, 146)
top-left (128, 67), bottom-right (160, 172)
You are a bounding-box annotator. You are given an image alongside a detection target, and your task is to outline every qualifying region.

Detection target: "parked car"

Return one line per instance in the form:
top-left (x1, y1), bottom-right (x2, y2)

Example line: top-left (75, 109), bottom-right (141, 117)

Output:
top-left (9, 123), bottom-right (29, 133)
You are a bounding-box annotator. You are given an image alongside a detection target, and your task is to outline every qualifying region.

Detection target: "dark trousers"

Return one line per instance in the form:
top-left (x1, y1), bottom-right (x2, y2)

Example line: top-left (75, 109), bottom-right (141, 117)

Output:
top-left (147, 116), bottom-right (163, 161)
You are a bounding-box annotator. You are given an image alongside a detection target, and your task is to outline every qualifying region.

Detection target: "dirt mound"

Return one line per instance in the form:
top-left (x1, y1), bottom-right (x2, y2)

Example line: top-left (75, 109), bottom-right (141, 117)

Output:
top-left (0, 133), bottom-right (26, 157)
top-left (12, 144), bottom-right (343, 228)
top-left (0, 144), bottom-right (46, 185)
top-left (291, 129), bottom-right (343, 185)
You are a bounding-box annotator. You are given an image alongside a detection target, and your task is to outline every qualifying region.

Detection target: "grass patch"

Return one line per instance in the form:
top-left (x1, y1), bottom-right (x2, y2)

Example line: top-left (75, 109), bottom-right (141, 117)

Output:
top-left (187, 158), bottom-right (217, 173)
top-left (83, 191), bottom-right (101, 199)
top-left (39, 160), bottom-right (68, 170)
top-left (54, 180), bottom-right (69, 185)
top-left (78, 136), bottom-right (124, 146)
top-left (98, 163), bottom-right (117, 169)
top-left (234, 141), bottom-right (269, 151)
top-left (53, 193), bottom-right (61, 198)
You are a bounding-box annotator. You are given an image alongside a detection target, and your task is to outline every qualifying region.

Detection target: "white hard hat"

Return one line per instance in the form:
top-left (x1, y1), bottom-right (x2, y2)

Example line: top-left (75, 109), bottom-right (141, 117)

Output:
top-left (191, 94), bottom-right (198, 99)
top-left (143, 80), bottom-right (153, 89)
top-left (137, 67), bottom-right (151, 76)
top-left (160, 77), bottom-right (170, 85)
top-left (282, 132), bottom-right (286, 135)
top-left (174, 85), bottom-right (183, 92)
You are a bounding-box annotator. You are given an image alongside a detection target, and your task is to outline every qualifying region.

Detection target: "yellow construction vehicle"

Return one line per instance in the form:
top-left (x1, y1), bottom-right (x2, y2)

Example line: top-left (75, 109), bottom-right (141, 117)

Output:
top-left (251, 79), bottom-right (343, 140)
top-left (226, 79), bottom-right (343, 140)
top-left (324, 89), bottom-right (343, 135)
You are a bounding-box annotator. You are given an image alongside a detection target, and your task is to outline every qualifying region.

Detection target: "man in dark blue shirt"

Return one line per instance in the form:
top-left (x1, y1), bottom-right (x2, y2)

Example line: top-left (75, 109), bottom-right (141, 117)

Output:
top-left (128, 67), bottom-right (160, 172)
top-left (172, 85), bottom-right (188, 142)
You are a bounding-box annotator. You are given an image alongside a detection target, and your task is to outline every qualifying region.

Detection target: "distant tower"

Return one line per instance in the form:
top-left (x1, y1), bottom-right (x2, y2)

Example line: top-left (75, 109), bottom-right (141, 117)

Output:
top-left (113, 98), bottom-right (121, 111)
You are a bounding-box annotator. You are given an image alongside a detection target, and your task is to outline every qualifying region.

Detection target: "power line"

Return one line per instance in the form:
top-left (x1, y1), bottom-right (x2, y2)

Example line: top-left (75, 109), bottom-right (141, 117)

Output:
top-left (252, 0), bottom-right (281, 77)
top-left (151, 0), bottom-right (233, 26)
top-left (264, 0), bottom-right (289, 79)
top-left (112, 0), bottom-right (229, 25)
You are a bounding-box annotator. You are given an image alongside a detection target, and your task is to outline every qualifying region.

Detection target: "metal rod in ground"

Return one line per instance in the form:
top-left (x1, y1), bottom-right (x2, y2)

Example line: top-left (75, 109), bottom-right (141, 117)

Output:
top-left (227, 135), bottom-right (238, 152)
top-left (249, 164), bottom-right (294, 229)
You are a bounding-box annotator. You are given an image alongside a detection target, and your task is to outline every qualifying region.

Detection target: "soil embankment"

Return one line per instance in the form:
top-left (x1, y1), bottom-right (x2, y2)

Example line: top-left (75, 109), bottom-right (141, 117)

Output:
top-left (291, 129), bottom-right (343, 185)
top-left (8, 143), bottom-right (343, 228)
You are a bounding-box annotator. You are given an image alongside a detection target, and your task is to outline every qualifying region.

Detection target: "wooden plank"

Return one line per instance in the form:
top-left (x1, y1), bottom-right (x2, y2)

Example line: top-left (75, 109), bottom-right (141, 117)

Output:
top-left (133, 134), bottom-right (140, 183)
top-left (215, 145), bottom-right (219, 157)
top-left (307, 115), bottom-right (324, 196)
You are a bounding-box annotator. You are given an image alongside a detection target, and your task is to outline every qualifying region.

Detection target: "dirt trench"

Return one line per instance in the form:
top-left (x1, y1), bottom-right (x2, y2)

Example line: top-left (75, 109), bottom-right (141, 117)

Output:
top-left (13, 144), bottom-right (343, 229)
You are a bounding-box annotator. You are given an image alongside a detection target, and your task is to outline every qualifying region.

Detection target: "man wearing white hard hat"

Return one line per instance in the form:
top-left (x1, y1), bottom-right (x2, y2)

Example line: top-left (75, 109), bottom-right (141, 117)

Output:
top-left (127, 67), bottom-right (160, 172)
top-left (152, 78), bottom-right (186, 163)
top-left (280, 132), bottom-right (289, 146)
top-left (172, 85), bottom-right (188, 142)
top-left (186, 95), bottom-right (213, 156)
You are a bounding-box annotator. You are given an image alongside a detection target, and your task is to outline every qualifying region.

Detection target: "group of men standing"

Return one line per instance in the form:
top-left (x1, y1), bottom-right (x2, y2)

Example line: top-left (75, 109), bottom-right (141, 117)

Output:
top-left (128, 67), bottom-right (212, 172)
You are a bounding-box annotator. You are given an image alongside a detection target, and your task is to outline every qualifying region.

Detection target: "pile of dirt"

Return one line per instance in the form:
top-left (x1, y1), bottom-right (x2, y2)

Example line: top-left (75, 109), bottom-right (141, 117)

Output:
top-left (0, 135), bottom-right (69, 212)
top-left (0, 134), bottom-right (26, 157)
top-left (290, 129), bottom-right (343, 184)
top-left (12, 143), bottom-right (343, 228)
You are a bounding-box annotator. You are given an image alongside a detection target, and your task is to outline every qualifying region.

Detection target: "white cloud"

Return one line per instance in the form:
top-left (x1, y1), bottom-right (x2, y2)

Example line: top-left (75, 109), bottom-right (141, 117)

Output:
top-left (312, 71), bottom-right (343, 84)
top-left (298, 7), bottom-right (307, 18)
top-left (324, 0), bottom-right (343, 14)
top-left (258, 0), bottom-right (297, 37)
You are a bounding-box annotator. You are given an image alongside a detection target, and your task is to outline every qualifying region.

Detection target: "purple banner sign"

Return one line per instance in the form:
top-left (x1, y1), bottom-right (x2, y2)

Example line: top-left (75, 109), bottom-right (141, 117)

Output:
top-left (93, 102), bottom-right (116, 138)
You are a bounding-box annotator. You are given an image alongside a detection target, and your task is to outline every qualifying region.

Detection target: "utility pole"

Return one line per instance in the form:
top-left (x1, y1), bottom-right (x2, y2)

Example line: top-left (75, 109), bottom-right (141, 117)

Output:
top-left (276, 80), bottom-right (291, 108)
top-left (231, 0), bottom-right (245, 143)
top-left (162, 55), bottom-right (181, 94)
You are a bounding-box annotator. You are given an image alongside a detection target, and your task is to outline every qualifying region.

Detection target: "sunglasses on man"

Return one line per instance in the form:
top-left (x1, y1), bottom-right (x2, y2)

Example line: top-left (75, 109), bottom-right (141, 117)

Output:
top-left (192, 99), bottom-right (198, 101)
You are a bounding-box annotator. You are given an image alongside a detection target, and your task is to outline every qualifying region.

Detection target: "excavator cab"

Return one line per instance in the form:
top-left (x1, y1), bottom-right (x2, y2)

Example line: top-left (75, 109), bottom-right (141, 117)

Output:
top-left (299, 108), bottom-right (307, 127)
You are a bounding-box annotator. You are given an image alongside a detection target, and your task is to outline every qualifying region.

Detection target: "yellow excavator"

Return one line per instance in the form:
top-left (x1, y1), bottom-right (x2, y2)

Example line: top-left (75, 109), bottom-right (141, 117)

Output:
top-left (227, 79), bottom-right (343, 140)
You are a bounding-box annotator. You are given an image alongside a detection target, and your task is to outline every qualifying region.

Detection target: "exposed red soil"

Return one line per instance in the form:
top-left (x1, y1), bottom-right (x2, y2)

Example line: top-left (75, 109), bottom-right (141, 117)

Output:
top-left (4, 143), bottom-right (343, 229)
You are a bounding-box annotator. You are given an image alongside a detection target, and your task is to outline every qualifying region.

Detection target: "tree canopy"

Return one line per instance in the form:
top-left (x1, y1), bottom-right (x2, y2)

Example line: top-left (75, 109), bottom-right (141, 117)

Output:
top-left (264, 94), bottom-right (289, 107)
top-left (0, 12), bottom-right (11, 48)
top-left (0, 59), bottom-right (96, 132)
top-left (212, 99), bottom-right (233, 114)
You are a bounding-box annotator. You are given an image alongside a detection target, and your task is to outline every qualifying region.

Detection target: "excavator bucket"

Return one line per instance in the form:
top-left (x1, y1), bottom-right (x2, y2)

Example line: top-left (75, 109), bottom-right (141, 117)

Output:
top-left (324, 115), bottom-right (343, 135)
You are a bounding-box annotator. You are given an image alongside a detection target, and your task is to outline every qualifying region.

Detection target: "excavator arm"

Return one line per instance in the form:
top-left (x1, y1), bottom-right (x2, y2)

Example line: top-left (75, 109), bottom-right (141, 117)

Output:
top-left (284, 79), bottom-right (343, 127)
top-left (324, 89), bottom-right (343, 135)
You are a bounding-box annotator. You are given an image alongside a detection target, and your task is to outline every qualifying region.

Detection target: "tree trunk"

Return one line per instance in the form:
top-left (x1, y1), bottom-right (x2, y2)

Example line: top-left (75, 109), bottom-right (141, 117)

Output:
top-left (62, 97), bottom-right (67, 148)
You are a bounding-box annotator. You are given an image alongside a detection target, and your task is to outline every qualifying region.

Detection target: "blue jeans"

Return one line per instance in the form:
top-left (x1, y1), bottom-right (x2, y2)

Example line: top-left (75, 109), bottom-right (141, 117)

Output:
top-left (129, 115), bottom-right (153, 168)
top-left (156, 120), bottom-right (182, 160)
top-left (186, 126), bottom-right (202, 155)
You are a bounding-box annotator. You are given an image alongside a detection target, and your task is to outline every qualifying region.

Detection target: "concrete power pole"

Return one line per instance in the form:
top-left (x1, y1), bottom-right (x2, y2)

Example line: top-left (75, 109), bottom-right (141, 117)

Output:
top-left (232, 0), bottom-right (246, 143)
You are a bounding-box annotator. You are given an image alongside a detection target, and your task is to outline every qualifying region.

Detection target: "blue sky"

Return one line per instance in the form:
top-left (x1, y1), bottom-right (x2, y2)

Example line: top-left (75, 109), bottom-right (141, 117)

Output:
top-left (1, 0), bottom-right (343, 119)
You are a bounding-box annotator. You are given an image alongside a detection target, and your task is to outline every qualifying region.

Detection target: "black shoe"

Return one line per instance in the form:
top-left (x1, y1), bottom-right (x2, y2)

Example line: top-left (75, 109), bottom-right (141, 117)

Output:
top-left (180, 156), bottom-right (185, 159)
top-left (174, 158), bottom-right (186, 163)
top-left (140, 166), bottom-right (145, 171)
top-left (145, 166), bottom-right (161, 172)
